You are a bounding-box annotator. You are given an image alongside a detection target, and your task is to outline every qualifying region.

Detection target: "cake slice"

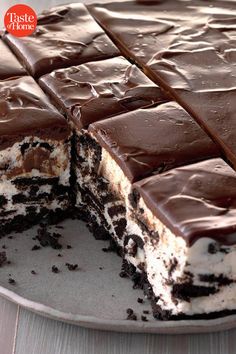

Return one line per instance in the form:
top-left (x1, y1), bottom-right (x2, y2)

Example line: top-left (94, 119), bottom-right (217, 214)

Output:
top-left (77, 101), bottom-right (220, 242)
top-left (128, 158), bottom-right (236, 320)
top-left (0, 39), bottom-right (26, 79)
top-left (3, 3), bottom-right (119, 78)
top-left (0, 76), bottom-right (71, 235)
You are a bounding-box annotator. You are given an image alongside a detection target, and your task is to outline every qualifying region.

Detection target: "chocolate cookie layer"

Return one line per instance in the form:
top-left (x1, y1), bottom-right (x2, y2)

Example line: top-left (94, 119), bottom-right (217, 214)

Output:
top-left (0, 40), bottom-right (26, 79)
top-left (4, 3), bottom-right (119, 78)
top-left (133, 158), bottom-right (236, 245)
top-left (88, 0), bottom-right (236, 170)
top-left (39, 56), bottom-right (168, 129)
top-left (89, 103), bottom-right (220, 182)
top-left (0, 76), bottom-right (69, 150)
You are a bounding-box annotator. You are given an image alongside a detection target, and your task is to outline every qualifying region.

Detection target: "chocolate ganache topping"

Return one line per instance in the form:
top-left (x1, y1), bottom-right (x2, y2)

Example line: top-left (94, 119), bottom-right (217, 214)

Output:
top-left (89, 102), bottom-right (220, 182)
top-left (88, 0), bottom-right (236, 170)
top-left (0, 76), bottom-right (69, 150)
top-left (133, 158), bottom-right (236, 246)
top-left (0, 40), bottom-right (26, 80)
top-left (39, 56), bottom-right (168, 129)
top-left (4, 3), bottom-right (119, 78)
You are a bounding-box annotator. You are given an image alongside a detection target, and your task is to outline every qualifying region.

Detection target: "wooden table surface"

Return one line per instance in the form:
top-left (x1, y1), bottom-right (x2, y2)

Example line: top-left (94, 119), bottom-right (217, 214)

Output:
top-left (0, 295), bottom-right (236, 354)
top-left (1, 0), bottom-right (236, 353)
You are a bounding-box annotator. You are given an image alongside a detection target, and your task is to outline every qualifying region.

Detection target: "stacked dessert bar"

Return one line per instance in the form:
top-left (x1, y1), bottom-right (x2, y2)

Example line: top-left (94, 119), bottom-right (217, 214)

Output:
top-left (2, 0), bottom-right (236, 320)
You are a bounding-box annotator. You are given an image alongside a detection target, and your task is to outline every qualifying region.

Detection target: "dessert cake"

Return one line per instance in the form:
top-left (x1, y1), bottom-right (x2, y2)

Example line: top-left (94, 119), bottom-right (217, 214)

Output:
top-left (129, 159), bottom-right (236, 319)
top-left (1, 0), bottom-right (236, 321)
top-left (81, 103), bottom-right (220, 244)
top-left (0, 76), bottom-right (71, 235)
top-left (88, 0), bottom-right (236, 168)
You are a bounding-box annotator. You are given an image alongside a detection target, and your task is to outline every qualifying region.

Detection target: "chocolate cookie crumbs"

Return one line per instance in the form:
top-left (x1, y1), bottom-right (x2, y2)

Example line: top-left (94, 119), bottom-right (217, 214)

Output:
top-left (0, 252), bottom-right (7, 267)
top-left (65, 263), bottom-right (78, 271)
top-left (143, 310), bottom-right (150, 315)
top-left (137, 297), bottom-right (144, 304)
top-left (66, 245), bottom-right (72, 249)
top-left (37, 225), bottom-right (62, 249)
top-left (8, 278), bottom-right (16, 285)
top-left (57, 253), bottom-right (63, 257)
top-left (31, 270), bottom-right (36, 275)
top-left (141, 315), bottom-right (148, 322)
top-left (126, 308), bottom-right (137, 321)
top-left (52, 265), bottom-right (60, 273)
top-left (32, 245), bottom-right (41, 251)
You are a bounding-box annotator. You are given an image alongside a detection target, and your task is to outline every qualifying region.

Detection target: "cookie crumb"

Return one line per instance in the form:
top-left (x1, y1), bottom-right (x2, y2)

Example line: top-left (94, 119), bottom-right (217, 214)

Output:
top-left (32, 245), bottom-right (41, 251)
top-left (52, 265), bottom-right (60, 273)
top-left (8, 278), bottom-right (16, 285)
top-left (31, 270), bottom-right (36, 275)
top-left (65, 263), bottom-right (78, 271)
top-left (37, 226), bottom-right (62, 249)
top-left (137, 297), bottom-right (144, 304)
top-left (0, 252), bottom-right (7, 267)
top-left (119, 271), bottom-right (127, 278)
top-left (143, 310), bottom-right (149, 315)
top-left (141, 315), bottom-right (148, 322)
top-left (126, 309), bottom-right (137, 321)
top-left (66, 245), bottom-right (72, 249)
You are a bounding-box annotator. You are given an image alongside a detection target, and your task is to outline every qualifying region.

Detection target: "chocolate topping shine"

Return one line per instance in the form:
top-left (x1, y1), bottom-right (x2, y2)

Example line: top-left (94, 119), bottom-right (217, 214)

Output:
top-left (133, 158), bottom-right (236, 246)
top-left (39, 56), bottom-right (168, 129)
top-left (89, 102), bottom-right (220, 182)
top-left (4, 3), bottom-right (119, 78)
top-left (89, 0), bottom-right (236, 170)
top-left (0, 76), bottom-right (69, 150)
top-left (0, 40), bottom-right (26, 79)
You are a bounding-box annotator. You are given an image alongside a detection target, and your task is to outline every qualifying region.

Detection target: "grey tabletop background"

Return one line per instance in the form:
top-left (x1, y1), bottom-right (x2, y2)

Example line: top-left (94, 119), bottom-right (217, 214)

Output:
top-left (1, 1), bottom-right (236, 353)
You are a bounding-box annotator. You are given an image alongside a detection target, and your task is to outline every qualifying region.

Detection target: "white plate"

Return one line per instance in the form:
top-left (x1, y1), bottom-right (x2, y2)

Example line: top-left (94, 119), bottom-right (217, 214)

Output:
top-left (0, 218), bottom-right (236, 334)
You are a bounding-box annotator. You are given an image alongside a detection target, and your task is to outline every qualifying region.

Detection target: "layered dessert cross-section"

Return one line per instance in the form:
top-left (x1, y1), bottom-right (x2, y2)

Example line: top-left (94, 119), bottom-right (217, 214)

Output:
top-left (3, 3), bottom-right (119, 78)
top-left (39, 56), bottom-right (169, 238)
top-left (0, 76), bottom-right (71, 235)
top-left (77, 101), bottom-right (220, 243)
top-left (128, 158), bottom-right (236, 319)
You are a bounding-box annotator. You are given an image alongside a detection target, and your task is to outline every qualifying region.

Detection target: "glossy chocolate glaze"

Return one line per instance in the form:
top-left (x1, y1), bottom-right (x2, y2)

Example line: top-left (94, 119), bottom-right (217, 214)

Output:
top-left (88, 0), bottom-right (236, 170)
top-left (4, 3), bottom-right (119, 78)
top-left (133, 158), bottom-right (236, 246)
top-left (0, 76), bottom-right (69, 150)
top-left (39, 56), bottom-right (168, 129)
top-left (0, 40), bottom-right (26, 79)
top-left (89, 102), bottom-right (220, 182)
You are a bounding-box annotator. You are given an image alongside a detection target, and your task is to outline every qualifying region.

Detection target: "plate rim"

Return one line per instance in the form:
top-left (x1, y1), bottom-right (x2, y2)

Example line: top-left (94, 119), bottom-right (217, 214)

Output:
top-left (1, 284), bottom-right (236, 334)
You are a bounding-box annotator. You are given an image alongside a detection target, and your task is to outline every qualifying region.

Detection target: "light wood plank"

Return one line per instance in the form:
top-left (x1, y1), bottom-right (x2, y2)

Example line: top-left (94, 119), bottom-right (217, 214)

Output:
top-left (0, 296), bottom-right (18, 354)
top-left (15, 308), bottom-right (236, 354)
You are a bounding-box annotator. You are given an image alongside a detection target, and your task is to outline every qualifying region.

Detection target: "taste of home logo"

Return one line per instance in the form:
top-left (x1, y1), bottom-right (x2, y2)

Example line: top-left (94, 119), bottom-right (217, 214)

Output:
top-left (4, 4), bottom-right (37, 37)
